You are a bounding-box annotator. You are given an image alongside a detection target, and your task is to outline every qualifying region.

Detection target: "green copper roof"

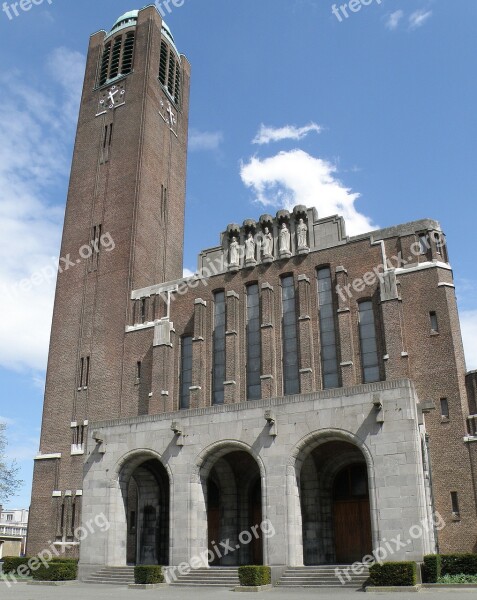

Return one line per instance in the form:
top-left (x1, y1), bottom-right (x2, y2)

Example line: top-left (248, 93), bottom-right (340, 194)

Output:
top-left (106, 8), bottom-right (178, 55)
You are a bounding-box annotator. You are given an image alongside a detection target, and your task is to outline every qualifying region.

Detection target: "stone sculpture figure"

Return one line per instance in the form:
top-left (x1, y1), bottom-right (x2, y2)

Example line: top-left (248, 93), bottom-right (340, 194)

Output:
top-left (297, 218), bottom-right (309, 250)
top-left (279, 222), bottom-right (291, 255)
top-left (262, 227), bottom-right (273, 258)
top-left (229, 236), bottom-right (240, 266)
top-left (245, 233), bottom-right (256, 262)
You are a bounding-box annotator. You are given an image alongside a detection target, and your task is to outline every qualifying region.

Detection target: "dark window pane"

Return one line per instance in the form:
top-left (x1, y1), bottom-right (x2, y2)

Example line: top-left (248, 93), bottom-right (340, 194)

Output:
top-left (281, 276), bottom-right (299, 396)
top-left (317, 268), bottom-right (340, 389)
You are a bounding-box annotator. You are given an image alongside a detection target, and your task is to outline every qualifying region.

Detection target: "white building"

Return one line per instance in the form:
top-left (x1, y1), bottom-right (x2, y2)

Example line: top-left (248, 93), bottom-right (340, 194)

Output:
top-left (0, 508), bottom-right (29, 557)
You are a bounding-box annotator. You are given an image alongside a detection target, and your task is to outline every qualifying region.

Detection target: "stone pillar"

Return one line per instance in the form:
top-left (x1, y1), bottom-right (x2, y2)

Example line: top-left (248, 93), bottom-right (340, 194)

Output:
top-left (260, 283), bottom-right (277, 399)
top-left (150, 320), bottom-right (175, 413)
top-left (297, 275), bottom-right (315, 393)
top-left (335, 266), bottom-right (357, 386)
top-left (191, 299), bottom-right (207, 409)
top-left (224, 291), bottom-right (240, 404)
top-left (379, 270), bottom-right (410, 380)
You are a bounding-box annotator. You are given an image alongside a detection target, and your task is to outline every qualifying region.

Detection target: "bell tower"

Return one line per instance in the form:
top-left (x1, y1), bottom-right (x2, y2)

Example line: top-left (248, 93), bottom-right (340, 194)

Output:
top-left (27, 6), bottom-right (190, 557)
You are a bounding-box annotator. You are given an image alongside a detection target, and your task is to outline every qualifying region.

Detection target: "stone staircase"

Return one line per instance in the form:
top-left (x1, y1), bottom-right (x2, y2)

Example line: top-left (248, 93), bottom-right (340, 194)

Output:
top-left (278, 565), bottom-right (369, 588)
top-left (169, 567), bottom-right (240, 587)
top-left (84, 566), bottom-right (135, 586)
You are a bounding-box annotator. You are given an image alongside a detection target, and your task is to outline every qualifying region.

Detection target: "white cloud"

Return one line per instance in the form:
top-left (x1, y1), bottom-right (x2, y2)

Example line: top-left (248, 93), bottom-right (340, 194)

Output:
top-left (461, 310), bottom-right (477, 372)
top-left (188, 129), bottom-right (223, 151)
top-left (409, 10), bottom-right (433, 30)
top-left (253, 122), bottom-right (322, 145)
top-left (240, 149), bottom-right (375, 236)
top-left (386, 10), bottom-right (404, 30)
top-left (183, 268), bottom-right (195, 278)
top-left (0, 48), bottom-right (85, 374)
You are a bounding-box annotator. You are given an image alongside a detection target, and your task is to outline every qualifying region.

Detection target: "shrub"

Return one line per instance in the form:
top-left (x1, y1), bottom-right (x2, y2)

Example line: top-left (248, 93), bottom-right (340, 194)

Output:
top-left (50, 557), bottom-right (79, 564)
top-left (441, 554), bottom-right (477, 576)
top-left (238, 566), bottom-right (271, 587)
top-left (31, 561), bottom-right (77, 581)
top-left (134, 565), bottom-right (164, 585)
top-left (369, 562), bottom-right (417, 587)
top-left (1, 557), bottom-right (31, 576)
top-left (423, 554), bottom-right (442, 583)
top-left (438, 573), bottom-right (477, 584)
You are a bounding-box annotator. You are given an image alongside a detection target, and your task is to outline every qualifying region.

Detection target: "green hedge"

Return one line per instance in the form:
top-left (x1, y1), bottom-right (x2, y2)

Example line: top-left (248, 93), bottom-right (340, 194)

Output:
top-left (442, 554), bottom-right (477, 576)
top-left (238, 566), bottom-right (271, 587)
top-left (134, 566), bottom-right (164, 585)
top-left (50, 557), bottom-right (79, 564)
top-left (1, 557), bottom-right (31, 576)
top-left (31, 561), bottom-right (77, 581)
top-left (423, 555), bottom-right (442, 583)
top-left (423, 554), bottom-right (477, 582)
top-left (369, 562), bottom-right (417, 587)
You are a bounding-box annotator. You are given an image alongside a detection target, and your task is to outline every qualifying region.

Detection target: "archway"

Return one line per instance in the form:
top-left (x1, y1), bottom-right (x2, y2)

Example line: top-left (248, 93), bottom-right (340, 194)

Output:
top-left (202, 450), bottom-right (263, 566)
top-left (299, 440), bottom-right (373, 565)
top-left (119, 457), bottom-right (170, 566)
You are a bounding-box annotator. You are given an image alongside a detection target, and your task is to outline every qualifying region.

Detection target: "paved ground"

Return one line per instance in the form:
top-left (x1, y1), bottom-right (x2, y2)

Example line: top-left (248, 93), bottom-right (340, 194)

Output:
top-left (1, 583), bottom-right (477, 599)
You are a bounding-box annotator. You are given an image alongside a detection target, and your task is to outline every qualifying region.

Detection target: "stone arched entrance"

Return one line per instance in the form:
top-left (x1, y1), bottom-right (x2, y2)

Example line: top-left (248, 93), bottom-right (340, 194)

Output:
top-left (300, 440), bottom-right (372, 564)
top-left (194, 443), bottom-right (265, 566)
top-left (288, 431), bottom-right (378, 566)
top-left (119, 455), bottom-right (170, 566)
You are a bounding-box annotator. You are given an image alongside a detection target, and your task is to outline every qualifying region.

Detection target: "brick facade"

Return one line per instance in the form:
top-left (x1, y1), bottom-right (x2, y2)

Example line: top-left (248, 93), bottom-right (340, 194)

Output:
top-left (28, 6), bottom-right (477, 571)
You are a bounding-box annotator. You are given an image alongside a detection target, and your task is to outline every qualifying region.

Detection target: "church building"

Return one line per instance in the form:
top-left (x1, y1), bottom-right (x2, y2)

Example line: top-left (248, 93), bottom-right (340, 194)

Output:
top-left (27, 6), bottom-right (477, 587)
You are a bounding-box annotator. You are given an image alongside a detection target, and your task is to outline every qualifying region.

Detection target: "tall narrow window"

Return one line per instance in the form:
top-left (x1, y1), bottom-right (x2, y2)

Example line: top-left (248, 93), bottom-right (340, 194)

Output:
top-left (71, 501), bottom-right (76, 534)
top-left (430, 311), bottom-right (439, 333)
top-left (281, 276), bottom-right (300, 396)
top-left (358, 301), bottom-right (380, 384)
top-left (419, 234), bottom-right (429, 255)
top-left (79, 358), bottom-right (84, 388)
top-left (174, 68), bottom-right (181, 105)
top-left (109, 37), bottom-right (122, 80)
top-left (440, 398), bottom-right (449, 419)
top-left (451, 492), bottom-right (460, 515)
top-left (159, 41), bottom-right (168, 86)
top-left (141, 298), bottom-right (147, 323)
top-left (99, 42), bottom-right (111, 86)
top-left (168, 54), bottom-right (176, 97)
top-left (317, 268), bottom-right (340, 389)
top-left (136, 361), bottom-right (142, 383)
top-left (246, 285), bottom-right (261, 400)
top-left (180, 336), bottom-right (193, 409)
top-left (121, 32), bottom-right (135, 75)
top-left (85, 356), bottom-right (90, 387)
top-left (161, 185), bottom-right (167, 221)
top-left (212, 292), bottom-right (226, 405)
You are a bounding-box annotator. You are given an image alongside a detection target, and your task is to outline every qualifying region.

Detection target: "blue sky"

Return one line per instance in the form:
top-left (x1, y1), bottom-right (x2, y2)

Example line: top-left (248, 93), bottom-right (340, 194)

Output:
top-left (0, 0), bottom-right (476, 508)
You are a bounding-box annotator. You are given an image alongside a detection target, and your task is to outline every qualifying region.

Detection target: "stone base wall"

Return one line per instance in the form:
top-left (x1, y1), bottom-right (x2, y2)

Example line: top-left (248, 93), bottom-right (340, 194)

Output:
top-left (79, 379), bottom-right (435, 577)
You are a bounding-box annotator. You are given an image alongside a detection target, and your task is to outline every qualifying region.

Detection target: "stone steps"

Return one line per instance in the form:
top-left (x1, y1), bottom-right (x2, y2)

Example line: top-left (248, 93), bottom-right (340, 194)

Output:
top-left (279, 565), bottom-right (369, 588)
top-left (84, 567), bottom-right (135, 586)
top-left (170, 567), bottom-right (240, 587)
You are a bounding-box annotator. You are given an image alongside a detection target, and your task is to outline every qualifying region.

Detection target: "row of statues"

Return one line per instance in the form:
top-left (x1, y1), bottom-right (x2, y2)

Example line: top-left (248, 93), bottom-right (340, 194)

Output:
top-left (229, 219), bottom-right (309, 267)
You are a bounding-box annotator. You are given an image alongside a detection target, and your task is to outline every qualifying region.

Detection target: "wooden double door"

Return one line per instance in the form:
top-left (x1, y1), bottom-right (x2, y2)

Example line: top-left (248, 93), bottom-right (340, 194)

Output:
top-left (333, 497), bottom-right (372, 563)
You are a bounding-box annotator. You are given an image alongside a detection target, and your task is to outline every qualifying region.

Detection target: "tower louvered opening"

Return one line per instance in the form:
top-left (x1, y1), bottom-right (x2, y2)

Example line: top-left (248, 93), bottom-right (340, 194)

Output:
top-left (159, 40), bottom-right (181, 106)
top-left (99, 42), bottom-right (111, 86)
top-left (99, 31), bottom-right (136, 87)
top-left (121, 32), bottom-right (135, 75)
top-left (159, 41), bottom-right (168, 86)
top-left (109, 37), bottom-right (122, 80)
